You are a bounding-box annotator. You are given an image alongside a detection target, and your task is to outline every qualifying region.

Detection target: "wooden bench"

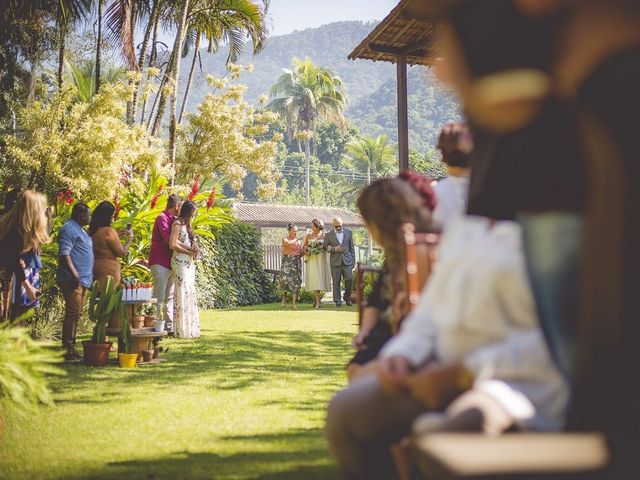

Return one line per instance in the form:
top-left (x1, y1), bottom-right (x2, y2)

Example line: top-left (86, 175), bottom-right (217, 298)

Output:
top-left (354, 262), bottom-right (383, 328)
top-left (413, 432), bottom-right (609, 479)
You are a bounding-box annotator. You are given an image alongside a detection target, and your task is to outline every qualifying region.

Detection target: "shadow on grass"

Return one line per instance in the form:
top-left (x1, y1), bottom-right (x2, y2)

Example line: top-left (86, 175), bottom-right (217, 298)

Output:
top-left (67, 429), bottom-right (338, 480)
top-left (51, 329), bottom-right (352, 403)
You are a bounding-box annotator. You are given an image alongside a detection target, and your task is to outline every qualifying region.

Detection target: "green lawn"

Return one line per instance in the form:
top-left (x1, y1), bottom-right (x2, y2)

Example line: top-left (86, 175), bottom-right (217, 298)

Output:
top-left (0, 304), bottom-right (357, 480)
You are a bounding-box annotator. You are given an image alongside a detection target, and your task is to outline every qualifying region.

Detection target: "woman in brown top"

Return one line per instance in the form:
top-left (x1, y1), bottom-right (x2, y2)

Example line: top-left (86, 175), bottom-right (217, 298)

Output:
top-left (88, 201), bottom-right (133, 289)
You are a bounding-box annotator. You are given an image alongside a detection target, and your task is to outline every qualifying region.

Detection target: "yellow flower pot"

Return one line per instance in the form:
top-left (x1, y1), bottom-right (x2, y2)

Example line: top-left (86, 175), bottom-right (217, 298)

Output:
top-left (118, 353), bottom-right (138, 368)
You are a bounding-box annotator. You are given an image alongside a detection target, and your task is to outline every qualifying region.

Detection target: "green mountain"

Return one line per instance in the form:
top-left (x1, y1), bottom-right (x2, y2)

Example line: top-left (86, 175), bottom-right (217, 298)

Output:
top-left (183, 20), bottom-right (460, 153)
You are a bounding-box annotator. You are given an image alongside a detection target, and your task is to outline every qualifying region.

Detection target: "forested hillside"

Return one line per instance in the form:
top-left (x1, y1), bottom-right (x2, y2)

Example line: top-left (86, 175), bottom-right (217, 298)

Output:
top-left (183, 21), bottom-right (460, 153)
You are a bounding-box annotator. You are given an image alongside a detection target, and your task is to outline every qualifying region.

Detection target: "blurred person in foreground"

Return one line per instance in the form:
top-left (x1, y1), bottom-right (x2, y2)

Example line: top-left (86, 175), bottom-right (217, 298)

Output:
top-left (348, 174), bottom-right (435, 382)
top-left (432, 123), bottom-right (473, 230)
top-left (514, 0), bottom-right (640, 475)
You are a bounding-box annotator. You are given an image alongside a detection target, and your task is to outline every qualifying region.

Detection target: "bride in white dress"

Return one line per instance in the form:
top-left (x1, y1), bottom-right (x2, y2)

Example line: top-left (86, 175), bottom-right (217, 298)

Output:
top-left (304, 219), bottom-right (332, 308)
top-left (169, 200), bottom-right (200, 338)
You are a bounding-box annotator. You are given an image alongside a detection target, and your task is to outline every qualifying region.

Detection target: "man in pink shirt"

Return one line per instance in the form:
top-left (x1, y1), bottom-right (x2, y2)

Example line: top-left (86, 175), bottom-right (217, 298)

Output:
top-left (149, 194), bottom-right (182, 335)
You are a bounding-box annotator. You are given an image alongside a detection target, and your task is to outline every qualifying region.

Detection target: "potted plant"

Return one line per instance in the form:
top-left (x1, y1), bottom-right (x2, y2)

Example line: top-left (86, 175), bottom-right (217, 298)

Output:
top-left (118, 303), bottom-right (138, 368)
top-left (142, 304), bottom-right (156, 328)
top-left (83, 276), bottom-right (120, 367)
top-left (141, 339), bottom-right (154, 363)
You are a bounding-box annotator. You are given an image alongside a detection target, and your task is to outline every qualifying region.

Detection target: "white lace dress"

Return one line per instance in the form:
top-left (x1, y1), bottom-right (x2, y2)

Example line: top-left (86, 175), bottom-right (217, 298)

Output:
top-left (171, 224), bottom-right (200, 338)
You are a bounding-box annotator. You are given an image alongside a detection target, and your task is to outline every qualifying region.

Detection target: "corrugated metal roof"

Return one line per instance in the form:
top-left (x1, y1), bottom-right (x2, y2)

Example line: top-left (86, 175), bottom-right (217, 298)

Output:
top-left (232, 202), bottom-right (365, 228)
top-left (348, 0), bottom-right (437, 67)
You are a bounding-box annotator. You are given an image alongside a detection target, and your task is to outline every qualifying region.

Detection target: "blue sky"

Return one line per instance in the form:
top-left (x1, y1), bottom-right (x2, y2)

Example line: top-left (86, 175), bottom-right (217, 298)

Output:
top-left (266, 0), bottom-right (399, 36)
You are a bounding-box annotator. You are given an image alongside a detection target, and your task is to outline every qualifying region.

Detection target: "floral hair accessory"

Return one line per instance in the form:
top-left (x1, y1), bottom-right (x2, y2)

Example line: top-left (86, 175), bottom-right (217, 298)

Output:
top-left (398, 170), bottom-right (437, 211)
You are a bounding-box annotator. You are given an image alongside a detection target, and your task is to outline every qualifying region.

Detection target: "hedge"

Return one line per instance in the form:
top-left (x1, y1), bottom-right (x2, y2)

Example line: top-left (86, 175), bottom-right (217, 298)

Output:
top-left (196, 222), bottom-right (279, 309)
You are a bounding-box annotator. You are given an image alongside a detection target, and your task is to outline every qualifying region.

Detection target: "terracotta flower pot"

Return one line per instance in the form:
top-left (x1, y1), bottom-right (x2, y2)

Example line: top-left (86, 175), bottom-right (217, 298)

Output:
top-left (82, 341), bottom-right (112, 367)
top-left (143, 315), bottom-right (156, 328)
top-left (131, 316), bottom-right (144, 329)
top-left (141, 349), bottom-right (154, 362)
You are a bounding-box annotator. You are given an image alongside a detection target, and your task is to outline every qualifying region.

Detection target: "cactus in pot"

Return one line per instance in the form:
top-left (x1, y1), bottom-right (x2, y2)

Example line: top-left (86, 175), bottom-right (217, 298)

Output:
top-left (83, 276), bottom-right (122, 366)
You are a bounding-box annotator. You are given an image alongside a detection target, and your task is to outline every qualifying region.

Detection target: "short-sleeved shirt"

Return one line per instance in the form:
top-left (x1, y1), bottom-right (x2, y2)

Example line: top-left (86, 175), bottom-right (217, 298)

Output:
top-left (149, 211), bottom-right (175, 269)
top-left (56, 219), bottom-right (94, 288)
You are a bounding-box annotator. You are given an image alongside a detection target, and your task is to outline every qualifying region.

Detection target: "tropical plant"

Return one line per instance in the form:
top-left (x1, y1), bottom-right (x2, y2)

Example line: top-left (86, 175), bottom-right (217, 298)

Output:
top-left (87, 276), bottom-right (122, 344)
top-left (2, 81), bottom-right (165, 198)
top-left (64, 59), bottom-right (125, 102)
top-left (120, 300), bottom-right (132, 354)
top-left (177, 70), bottom-right (280, 197)
top-left (267, 57), bottom-right (347, 204)
top-left (341, 134), bottom-right (397, 186)
top-left (0, 315), bottom-right (65, 418)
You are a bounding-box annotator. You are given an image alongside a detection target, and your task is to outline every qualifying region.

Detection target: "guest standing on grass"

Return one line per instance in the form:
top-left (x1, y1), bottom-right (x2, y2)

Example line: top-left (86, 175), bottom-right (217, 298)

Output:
top-left (149, 193), bottom-right (182, 335)
top-left (281, 223), bottom-right (302, 309)
top-left (0, 190), bottom-right (51, 321)
top-left (303, 219), bottom-right (331, 309)
top-left (325, 217), bottom-right (355, 307)
top-left (169, 201), bottom-right (200, 338)
top-left (89, 201), bottom-right (133, 290)
top-left (57, 203), bottom-right (93, 361)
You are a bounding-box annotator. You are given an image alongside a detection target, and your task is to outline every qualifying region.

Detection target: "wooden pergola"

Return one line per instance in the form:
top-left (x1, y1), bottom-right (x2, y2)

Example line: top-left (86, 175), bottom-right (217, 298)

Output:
top-left (348, 0), bottom-right (437, 170)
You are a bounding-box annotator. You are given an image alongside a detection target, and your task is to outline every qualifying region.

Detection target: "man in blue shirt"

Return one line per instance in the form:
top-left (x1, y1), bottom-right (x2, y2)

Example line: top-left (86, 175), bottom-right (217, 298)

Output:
top-left (57, 203), bottom-right (93, 361)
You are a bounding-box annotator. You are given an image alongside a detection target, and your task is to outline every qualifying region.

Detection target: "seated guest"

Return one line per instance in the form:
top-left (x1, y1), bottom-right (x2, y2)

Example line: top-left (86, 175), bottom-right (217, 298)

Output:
top-left (89, 201), bottom-right (133, 290)
top-left (57, 203), bottom-right (93, 361)
top-left (325, 216), bottom-right (567, 480)
top-left (432, 123), bottom-right (473, 230)
top-left (349, 175), bottom-right (435, 381)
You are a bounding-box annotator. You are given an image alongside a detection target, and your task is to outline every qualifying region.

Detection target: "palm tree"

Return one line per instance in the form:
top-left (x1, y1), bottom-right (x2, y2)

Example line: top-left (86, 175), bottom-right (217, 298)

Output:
top-left (64, 59), bottom-right (125, 102)
top-left (56, 0), bottom-right (92, 89)
top-left (341, 135), bottom-right (397, 186)
top-left (178, 0), bottom-right (269, 124)
top-left (268, 57), bottom-right (347, 204)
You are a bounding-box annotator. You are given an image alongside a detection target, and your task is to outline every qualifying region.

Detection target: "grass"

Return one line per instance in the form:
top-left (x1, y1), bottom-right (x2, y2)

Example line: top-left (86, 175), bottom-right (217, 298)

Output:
top-left (0, 303), bottom-right (357, 480)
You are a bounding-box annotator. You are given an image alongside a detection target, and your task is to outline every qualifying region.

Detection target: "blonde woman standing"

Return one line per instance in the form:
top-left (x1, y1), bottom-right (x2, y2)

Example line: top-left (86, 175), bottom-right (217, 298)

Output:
top-left (0, 190), bottom-right (51, 320)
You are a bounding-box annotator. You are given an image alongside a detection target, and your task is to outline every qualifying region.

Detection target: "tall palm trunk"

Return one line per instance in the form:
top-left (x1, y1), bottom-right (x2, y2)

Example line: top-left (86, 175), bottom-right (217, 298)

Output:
top-left (178, 33), bottom-right (200, 124)
top-left (125, 1), bottom-right (138, 124)
top-left (149, 48), bottom-right (176, 135)
top-left (132, 0), bottom-right (159, 122)
top-left (56, 7), bottom-right (66, 90)
top-left (95, 0), bottom-right (103, 94)
top-left (168, 0), bottom-right (191, 184)
top-left (304, 139), bottom-right (311, 204)
top-left (140, 11), bottom-right (160, 125)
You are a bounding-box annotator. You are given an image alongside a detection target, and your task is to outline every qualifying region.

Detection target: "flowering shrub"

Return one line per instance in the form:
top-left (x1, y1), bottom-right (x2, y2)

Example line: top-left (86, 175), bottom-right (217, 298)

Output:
top-left (3, 83), bottom-right (166, 200)
top-left (177, 68), bottom-right (280, 199)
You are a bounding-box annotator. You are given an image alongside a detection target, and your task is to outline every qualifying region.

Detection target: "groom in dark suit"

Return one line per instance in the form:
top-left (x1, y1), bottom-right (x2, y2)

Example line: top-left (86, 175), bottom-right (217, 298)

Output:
top-left (325, 217), bottom-right (355, 307)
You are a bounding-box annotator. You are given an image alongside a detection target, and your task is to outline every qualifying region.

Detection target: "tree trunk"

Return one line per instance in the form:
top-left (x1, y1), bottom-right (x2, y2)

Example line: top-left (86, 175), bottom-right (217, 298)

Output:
top-left (366, 165), bottom-right (373, 257)
top-left (57, 13), bottom-right (66, 90)
top-left (27, 60), bottom-right (37, 104)
top-left (149, 48), bottom-right (176, 135)
top-left (168, 0), bottom-right (191, 184)
top-left (95, 0), bottom-right (103, 94)
top-left (304, 139), bottom-right (311, 205)
top-left (140, 12), bottom-right (160, 125)
top-left (126, 1), bottom-right (138, 124)
top-left (132, 0), bottom-right (159, 123)
top-left (178, 33), bottom-right (200, 124)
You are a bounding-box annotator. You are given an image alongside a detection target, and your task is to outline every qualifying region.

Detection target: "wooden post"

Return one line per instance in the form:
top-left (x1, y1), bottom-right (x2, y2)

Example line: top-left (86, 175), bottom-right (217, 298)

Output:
top-left (396, 54), bottom-right (409, 171)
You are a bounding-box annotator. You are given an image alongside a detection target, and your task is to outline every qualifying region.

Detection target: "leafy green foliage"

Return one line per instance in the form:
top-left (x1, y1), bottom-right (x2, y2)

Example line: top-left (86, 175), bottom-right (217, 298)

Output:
top-left (87, 276), bottom-right (122, 344)
top-left (0, 320), bottom-right (65, 414)
top-left (196, 222), bottom-right (278, 308)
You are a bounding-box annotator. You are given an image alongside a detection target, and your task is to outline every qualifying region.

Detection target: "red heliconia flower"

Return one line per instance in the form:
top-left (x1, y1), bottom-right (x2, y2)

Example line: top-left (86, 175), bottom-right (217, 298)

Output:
top-left (187, 175), bottom-right (201, 201)
top-left (67, 197), bottom-right (74, 205)
top-left (150, 194), bottom-right (160, 209)
top-left (206, 186), bottom-right (216, 210)
top-left (57, 191), bottom-right (64, 199)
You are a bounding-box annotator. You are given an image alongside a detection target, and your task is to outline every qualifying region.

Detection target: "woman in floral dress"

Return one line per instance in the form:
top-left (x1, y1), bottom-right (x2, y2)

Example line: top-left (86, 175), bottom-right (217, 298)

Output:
top-left (304, 219), bottom-right (331, 308)
top-left (281, 223), bottom-right (302, 309)
top-left (169, 201), bottom-right (200, 338)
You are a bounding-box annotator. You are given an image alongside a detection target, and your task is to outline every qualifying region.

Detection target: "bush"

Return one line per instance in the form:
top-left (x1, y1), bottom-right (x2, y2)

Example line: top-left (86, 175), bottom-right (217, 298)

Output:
top-left (196, 222), bottom-right (279, 308)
